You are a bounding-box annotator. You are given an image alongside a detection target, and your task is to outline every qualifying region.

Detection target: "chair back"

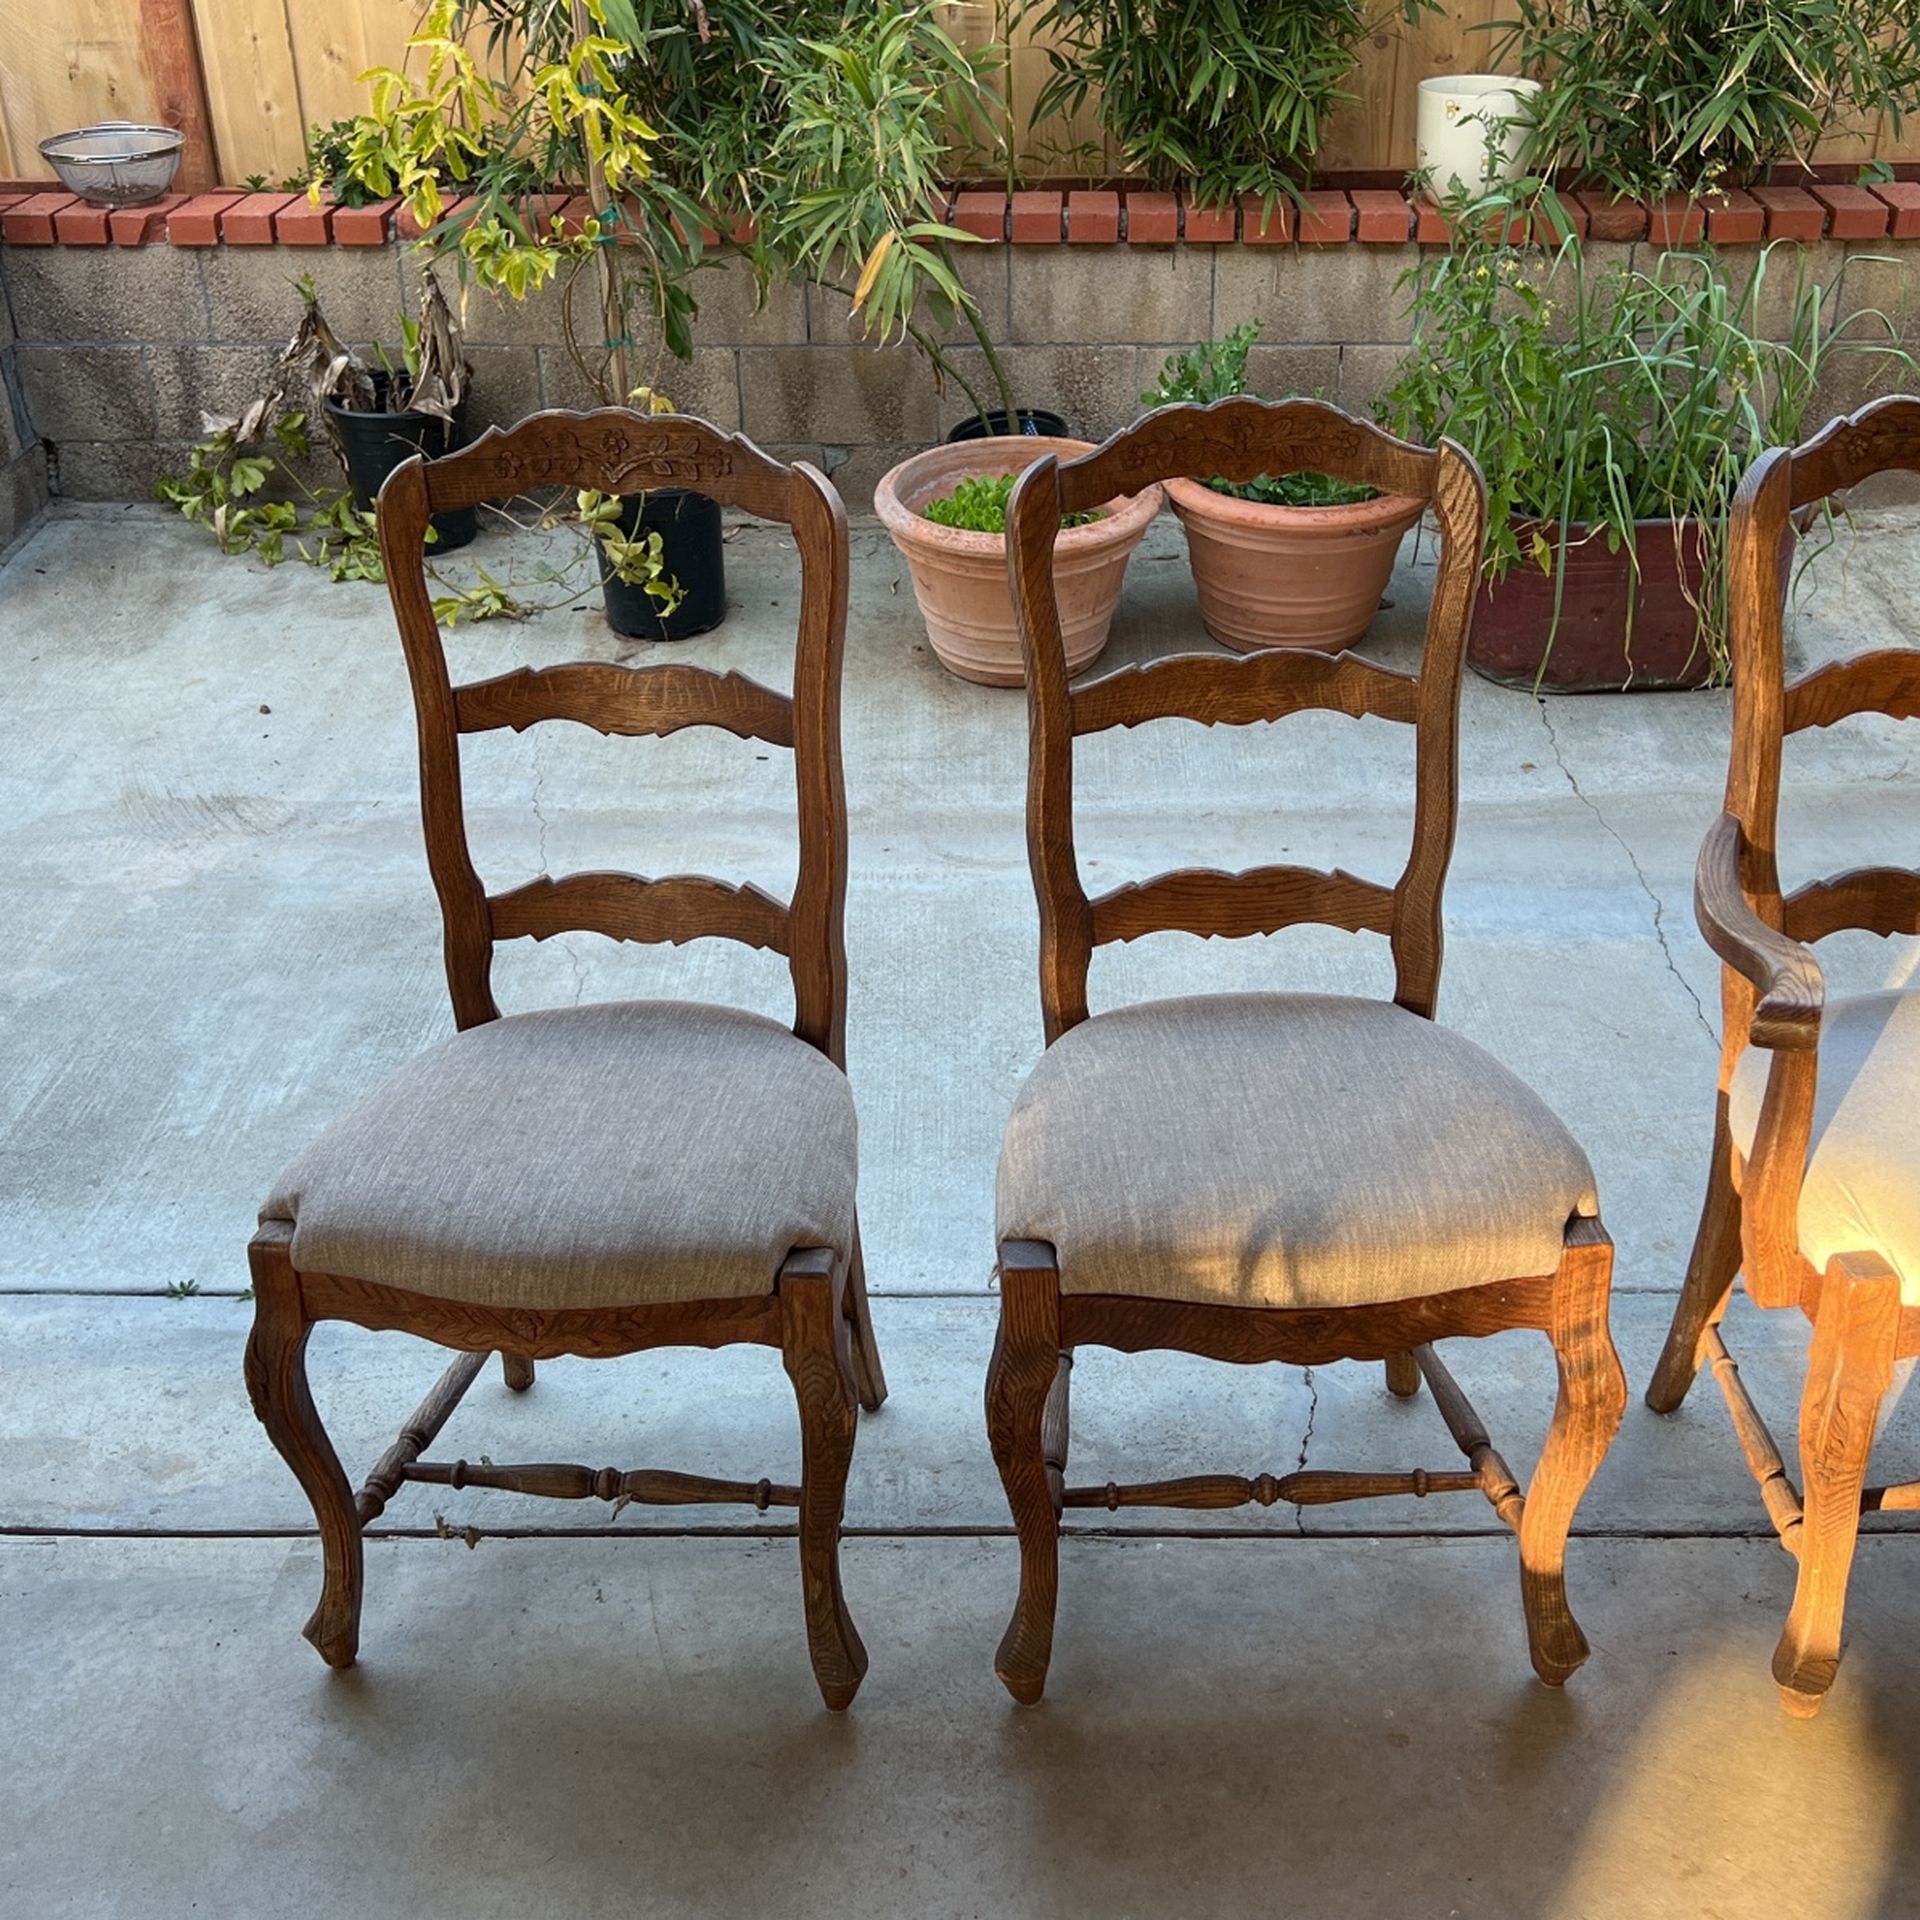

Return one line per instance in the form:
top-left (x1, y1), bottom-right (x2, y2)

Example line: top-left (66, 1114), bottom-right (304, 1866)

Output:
top-left (377, 409), bottom-right (851, 1062)
top-left (1723, 396), bottom-right (1920, 977)
top-left (1005, 396), bottom-right (1486, 1043)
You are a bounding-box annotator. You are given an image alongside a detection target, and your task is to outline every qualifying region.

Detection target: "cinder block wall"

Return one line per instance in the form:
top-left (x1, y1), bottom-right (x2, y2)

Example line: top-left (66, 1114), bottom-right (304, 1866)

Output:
top-left (0, 221), bottom-right (1913, 518)
top-left (0, 264), bottom-right (49, 549)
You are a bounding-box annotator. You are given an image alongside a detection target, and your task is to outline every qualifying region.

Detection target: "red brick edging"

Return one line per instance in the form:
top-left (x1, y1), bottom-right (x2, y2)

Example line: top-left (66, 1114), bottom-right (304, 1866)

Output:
top-left (5, 179), bottom-right (1920, 250)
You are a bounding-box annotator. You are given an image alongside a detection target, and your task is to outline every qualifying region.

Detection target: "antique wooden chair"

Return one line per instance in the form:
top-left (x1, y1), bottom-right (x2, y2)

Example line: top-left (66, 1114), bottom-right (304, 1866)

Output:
top-left (988, 397), bottom-right (1627, 1703)
top-left (1647, 394), bottom-right (1920, 1717)
top-left (244, 410), bottom-right (885, 1710)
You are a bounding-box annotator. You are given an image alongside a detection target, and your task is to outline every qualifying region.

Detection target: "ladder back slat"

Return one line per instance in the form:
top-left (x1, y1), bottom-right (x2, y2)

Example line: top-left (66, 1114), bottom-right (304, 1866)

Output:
top-left (489, 871), bottom-right (792, 954)
top-left (1071, 647), bottom-right (1420, 736)
top-left (1089, 864), bottom-right (1395, 947)
top-left (1785, 651), bottom-right (1920, 736)
top-left (456, 662), bottom-right (795, 745)
top-left (1783, 867), bottom-right (1920, 945)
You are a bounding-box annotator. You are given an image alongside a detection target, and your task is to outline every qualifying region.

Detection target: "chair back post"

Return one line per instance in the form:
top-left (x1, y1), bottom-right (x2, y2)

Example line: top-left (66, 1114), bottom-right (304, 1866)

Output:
top-left (374, 408), bottom-right (851, 1055)
top-left (1717, 446), bottom-right (1797, 1084)
top-left (1392, 439), bottom-right (1484, 1019)
top-left (1006, 397), bottom-right (1488, 1041)
top-left (379, 454), bottom-right (499, 1029)
top-left (1008, 453), bottom-right (1096, 1042)
top-left (785, 461), bottom-right (853, 1064)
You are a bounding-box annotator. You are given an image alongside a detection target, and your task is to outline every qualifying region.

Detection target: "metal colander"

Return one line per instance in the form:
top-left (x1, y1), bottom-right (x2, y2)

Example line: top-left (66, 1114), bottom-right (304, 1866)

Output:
top-left (37, 123), bottom-right (185, 208)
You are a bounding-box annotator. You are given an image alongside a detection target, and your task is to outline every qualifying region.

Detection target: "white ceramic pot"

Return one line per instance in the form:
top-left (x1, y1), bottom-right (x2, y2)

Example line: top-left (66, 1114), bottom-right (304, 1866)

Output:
top-left (1416, 74), bottom-right (1542, 201)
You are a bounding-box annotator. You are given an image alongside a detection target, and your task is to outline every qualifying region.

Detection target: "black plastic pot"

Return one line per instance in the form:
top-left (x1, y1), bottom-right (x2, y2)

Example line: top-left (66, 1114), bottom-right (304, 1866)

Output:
top-left (945, 407), bottom-right (1071, 443)
top-left (326, 370), bottom-right (476, 552)
top-left (600, 488), bottom-right (726, 641)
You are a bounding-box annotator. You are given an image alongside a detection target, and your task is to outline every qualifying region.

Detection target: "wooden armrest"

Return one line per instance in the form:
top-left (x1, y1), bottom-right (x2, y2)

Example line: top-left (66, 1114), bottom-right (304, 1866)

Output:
top-left (1694, 813), bottom-right (1824, 1052)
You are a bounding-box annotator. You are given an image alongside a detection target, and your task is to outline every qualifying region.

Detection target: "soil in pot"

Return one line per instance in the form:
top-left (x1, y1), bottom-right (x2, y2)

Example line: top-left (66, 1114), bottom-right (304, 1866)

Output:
top-left (1164, 477), bottom-right (1425, 653)
top-left (1470, 519), bottom-right (1791, 692)
top-left (875, 437), bottom-right (1163, 687)
top-left (600, 487), bottom-right (727, 641)
top-left (328, 370), bottom-right (476, 553)
top-left (945, 408), bottom-right (1071, 443)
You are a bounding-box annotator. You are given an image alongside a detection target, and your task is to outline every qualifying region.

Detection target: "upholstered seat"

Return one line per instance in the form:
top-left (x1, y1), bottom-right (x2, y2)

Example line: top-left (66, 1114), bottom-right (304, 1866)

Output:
top-left (1728, 988), bottom-right (1920, 1303)
top-left (996, 992), bottom-right (1598, 1310)
top-left (263, 1000), bottom-right (858, 1310)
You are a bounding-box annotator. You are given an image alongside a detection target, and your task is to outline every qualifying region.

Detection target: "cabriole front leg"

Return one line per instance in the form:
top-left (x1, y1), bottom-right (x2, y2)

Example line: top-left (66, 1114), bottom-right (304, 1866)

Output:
top-left (244, 1225), bottom-right (363, 1669)
top-left (1520, 1220), bottom-right (1626, 1686)
top-left (1773, 1253), bottom-right (1900, 1717)
top-left (779, 1250), bottom-right (868, 1710)
top-left (986, 1242), bottom-right (1064, 1705)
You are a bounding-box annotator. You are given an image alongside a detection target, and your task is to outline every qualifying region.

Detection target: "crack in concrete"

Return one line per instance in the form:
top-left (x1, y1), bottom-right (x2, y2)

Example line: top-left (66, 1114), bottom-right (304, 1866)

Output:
top-left (529, 731), bottom-right (588, 1006)
top-left (1291, 1366), bottom-right (1318, 1537)
top-left (1536, 697), bottom-right (1719, 1052)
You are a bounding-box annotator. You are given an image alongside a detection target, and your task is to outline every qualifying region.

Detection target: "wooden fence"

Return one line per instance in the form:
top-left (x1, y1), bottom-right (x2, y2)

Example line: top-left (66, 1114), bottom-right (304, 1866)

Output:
top-left (0, 0), bottom-right (1913, 189)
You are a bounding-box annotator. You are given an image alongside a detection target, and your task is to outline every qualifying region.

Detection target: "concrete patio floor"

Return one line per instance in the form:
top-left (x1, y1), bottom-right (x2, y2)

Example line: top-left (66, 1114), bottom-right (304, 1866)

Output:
top-left (3, 498), bottom-right (1919, 1917)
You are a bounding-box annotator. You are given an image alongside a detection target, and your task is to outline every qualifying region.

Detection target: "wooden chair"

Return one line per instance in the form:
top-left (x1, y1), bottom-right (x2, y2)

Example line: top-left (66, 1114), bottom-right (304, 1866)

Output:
top-left (244, 410), bottom-right (886, 1710)
top-left (1648, 394), bottom-right (1920, 1718)
top-left (988, 397), bottom-right (1627, 1703)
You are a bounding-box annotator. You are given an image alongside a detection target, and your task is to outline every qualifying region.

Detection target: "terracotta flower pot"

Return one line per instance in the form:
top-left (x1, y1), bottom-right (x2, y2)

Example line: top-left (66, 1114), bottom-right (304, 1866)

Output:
top-left (1470, 518), bottom-right (1790, 692)
top-left (875, 437), bottom-right (1163, 687)
top-left (1163, 477), bottom-right (1425, 653)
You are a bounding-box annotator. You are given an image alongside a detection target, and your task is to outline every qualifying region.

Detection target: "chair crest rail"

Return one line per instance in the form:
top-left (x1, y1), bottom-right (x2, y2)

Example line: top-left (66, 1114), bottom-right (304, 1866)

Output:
top-left (1089, 863), bottom-right (1394, 946)
top-left (488, 869), bottom-right (792, 953)
top-left (1056, 396), bottom-right (1439, 520)
top-left (1069, 647), bottom-right (1420, 736)
top-left (455, 662), bottom-right (795, 746)
top-left (415, 409), bottom-right (798, 519)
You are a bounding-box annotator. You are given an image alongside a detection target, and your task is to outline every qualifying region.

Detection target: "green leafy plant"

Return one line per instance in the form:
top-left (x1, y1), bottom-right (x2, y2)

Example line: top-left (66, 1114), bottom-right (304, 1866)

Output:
top-left (922, 471), bottom-right (1102, 533)
top-left (290, 118), bottom-right (401, 205)
top-left (1140, 324), bottom-right (1377, 507)
top-left (1495, 0), bottom-right (1920, 199)
top-left (453, 0), bottom-right (847, 220)
top-left (333, 0), bottom-right (704, 396)
top-left (1029, 0), bottom-right (1437, 208)
top-left (1379, 211), bottom-right (1913, 673)
top-left (757, 4), bottom-right (1019, 430)
top-left (154, 409), bottom-right (390, 580)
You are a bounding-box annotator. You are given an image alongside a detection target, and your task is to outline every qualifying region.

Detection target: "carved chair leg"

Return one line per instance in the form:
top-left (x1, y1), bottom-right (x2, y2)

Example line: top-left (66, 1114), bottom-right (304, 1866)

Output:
top-left (779, 1251), bottom-right (868, 1711)
top-left (841, 1219), bottom-right (889, 1414)
top-left (987, 1242), bottom-right (1064, 1705)
top-left (1647, 1109), bottom-right (1744, 1413)
top-left (1773, 1253), bottom-right (1901, 1718)
top-left (1384, 1352), bottom-right (1422, 1398)
top-left (243, 1226), bottom-right (363, 1669)
top-left (1519, 1222), bottom-right (1626, 1687)
top-left (501, 1353), bottom-right (535, 1392)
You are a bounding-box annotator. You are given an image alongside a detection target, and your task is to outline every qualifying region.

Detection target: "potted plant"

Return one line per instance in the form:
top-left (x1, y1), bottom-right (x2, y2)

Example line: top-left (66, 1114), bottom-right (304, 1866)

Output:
top-left (752, 3), bottom-right (1034, 437)
top-left (875, 438), bottom-right (1161, 685)
top-left (336, 0), bottom-right (718, 638)
top-left (286, 269), bottom-right (478, 554)
top-left (1028, 0), bottom-right (1437, 209)
top-left (157, 274), bottom-right (679, 631)
top-left (1380, 215), bottom-right (1913, 690)
top-left (1493, 0), bottom-right (1920, 200)
top-left (1138, 326), bottom-right (1424, 653)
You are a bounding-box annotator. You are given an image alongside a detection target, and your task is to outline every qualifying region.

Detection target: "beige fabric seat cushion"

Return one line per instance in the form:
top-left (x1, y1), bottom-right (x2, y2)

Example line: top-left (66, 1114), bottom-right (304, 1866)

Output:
top-left (997, 992), bottom-right (1598, 1310)
top-left (263, 1001), bottom-right (856, 1310)
top-left (1728, 987), bottom-right (1920, 1302)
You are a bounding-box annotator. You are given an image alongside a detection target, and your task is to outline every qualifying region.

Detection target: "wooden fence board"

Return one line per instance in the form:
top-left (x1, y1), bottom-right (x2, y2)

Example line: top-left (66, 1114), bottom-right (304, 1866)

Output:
top-left (195, 0), bottom-right (305, 183)
top-left (0, 2), bottom-right (1914, 188)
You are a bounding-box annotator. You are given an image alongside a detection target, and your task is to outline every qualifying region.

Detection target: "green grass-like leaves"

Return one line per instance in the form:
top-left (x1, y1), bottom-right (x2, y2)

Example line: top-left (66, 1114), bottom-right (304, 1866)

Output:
top-left (922, 472), bottom-right (1103, 533)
